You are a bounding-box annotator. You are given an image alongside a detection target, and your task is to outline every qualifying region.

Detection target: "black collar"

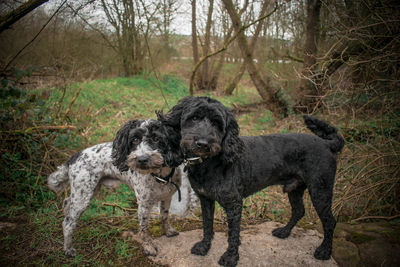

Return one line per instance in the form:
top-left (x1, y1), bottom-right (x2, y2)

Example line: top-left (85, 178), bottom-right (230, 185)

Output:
top-left (151, 168), bottom-right (181, 202)
top-left (151, 168), bottom-right (175, 183)
top-left (185, 156), bottom-right (203, 164)
top-left (183, 156), bottom-right (203, 172)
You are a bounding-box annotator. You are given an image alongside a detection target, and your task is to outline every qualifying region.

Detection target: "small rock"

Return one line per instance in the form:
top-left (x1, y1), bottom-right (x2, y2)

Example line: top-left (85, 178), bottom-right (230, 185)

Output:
top-left (149, 221), bottom-right (338, 267)
top-left (332, 238), bottom-right (360, 267)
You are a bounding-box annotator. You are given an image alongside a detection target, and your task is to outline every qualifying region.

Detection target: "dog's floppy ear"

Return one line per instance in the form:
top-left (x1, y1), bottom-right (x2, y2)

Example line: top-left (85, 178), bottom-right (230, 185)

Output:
top-left (163, 124), bottom-right (184, 168)
top-left (221, 109), bottom-right (244, 165)
top-left (112, 120), bottom-right (139, 172)
top-left (157, 96), bottom-right (194, 130)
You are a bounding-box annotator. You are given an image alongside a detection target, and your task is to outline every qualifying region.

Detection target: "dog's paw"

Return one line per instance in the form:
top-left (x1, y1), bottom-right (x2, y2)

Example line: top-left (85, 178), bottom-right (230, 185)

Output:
top-left (272, 226), bottom-right (291, 239)
top-left (218, 250), bottom-right (239, 267)
top-left (165, 227), bottom-right (179, 237)
top-left (64, 247), bottom-right (77, 257)
top-left (314, 245), bottom-right (331, 260)
top-left (143, 241), bottom-right (158, 256)
top-left (191, 240), bottom-right (211, 256)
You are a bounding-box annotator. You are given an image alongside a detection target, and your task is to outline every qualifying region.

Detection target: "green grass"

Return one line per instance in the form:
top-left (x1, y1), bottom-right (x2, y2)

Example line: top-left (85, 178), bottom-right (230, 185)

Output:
top-left (45, 74), bottom-right (187, 144)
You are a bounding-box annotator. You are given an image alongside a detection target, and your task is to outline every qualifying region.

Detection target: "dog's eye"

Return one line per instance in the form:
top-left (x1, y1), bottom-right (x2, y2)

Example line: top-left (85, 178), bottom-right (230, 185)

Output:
top-left (152, 136), bottom-right (160, 143)
top-left (191, 116), bottom-right (199, 121)
top-left (131, 137), bottom-right (141, 145)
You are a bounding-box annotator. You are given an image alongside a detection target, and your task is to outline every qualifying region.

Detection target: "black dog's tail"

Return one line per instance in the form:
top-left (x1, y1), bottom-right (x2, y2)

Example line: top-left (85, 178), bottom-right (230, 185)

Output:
top-left (303, 115), bottom-right (344, 154)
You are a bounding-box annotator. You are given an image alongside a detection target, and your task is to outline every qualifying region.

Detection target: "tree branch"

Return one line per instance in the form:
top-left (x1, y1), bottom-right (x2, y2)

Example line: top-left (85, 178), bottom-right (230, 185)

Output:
top-left (0, 0), bottom-right (49, 34)
top-left (271, 47), bottom-right (304, 63)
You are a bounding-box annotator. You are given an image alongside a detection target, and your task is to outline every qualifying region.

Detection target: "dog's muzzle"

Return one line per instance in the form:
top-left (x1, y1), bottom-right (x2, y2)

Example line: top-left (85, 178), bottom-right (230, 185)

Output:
top-left (126, 152), bottom-right (164, 173)
top-left (136, 155), bottom-right (150, 169)
top-left (192, 139), bottom-right (211, 155)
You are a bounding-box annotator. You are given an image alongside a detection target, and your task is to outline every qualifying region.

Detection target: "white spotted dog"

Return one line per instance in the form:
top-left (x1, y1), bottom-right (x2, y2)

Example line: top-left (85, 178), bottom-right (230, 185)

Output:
top-left (47, 119), bottom-right (183, 257)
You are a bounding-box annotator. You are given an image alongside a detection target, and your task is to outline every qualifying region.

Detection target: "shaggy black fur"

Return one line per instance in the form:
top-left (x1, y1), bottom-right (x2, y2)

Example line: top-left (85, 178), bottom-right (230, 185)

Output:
top-left (160, 96), bottom-right (344, 267)
top-left (112, 118), bottom-right (183, 172)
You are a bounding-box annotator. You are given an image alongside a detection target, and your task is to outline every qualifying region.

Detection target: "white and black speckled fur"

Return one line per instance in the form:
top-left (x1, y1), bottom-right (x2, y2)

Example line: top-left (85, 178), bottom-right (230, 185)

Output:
top-left (48, 119), bottom-right (183, 257)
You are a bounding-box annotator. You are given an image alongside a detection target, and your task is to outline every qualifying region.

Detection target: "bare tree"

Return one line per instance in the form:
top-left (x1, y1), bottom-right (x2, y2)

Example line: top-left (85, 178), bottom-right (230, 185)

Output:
top-left (99, 0), bottom-right (161, 76)
top-left (222, 0), bottom-right (288, 114)
top-left (153, 0), bottom-right (178, 61)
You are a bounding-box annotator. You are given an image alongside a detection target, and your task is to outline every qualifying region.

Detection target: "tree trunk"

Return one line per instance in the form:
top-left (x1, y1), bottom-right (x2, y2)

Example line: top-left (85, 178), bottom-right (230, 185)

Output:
top-left (222, 0), bottom-right (287, 114)
top-left (190, 0), bottom-right (199, 95)
top-left (224, 0), bottom-right (268, 95)
top-left (0, 0), bottom-right (49, 34)
top-left (225, 62), bottom-right (246, 95)
top-left (297, 0), bottom-right (322, 112)
top-left (196, 0), bottom-right (215, 90)
top-left (191, 0), bottom-right (199, 65)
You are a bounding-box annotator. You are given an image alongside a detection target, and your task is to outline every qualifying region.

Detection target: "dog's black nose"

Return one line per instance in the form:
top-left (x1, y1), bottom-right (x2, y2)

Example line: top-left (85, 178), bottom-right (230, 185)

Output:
top-left (137, 156), bottom-right (149, 164)
top-left (195, 139), bottom-right (209, 150)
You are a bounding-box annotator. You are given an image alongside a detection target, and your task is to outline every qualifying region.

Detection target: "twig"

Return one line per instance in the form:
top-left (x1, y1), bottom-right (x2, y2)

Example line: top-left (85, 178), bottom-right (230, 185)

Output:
top-left (102, 202), bottom-right (137, 212)
top-left (31, 150), bottom-right (48, 202)
top-left (351, 214), bottom-right (400, 222)
top-left (271, 47), bottom-right (304, 63)
top-left (2, 125), bottom-right (76, 134)
top-left (63, 86), bottom-right (82, 120)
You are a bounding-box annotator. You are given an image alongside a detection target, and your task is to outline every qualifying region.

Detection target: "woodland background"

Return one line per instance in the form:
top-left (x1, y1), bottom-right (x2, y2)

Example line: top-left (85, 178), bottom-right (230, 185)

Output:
top-left (0, 0), bottom-right (399, 265)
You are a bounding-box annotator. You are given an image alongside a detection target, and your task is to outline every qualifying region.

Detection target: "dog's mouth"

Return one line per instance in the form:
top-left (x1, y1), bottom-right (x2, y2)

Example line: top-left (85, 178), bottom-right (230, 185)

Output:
top-left (192, 147), bottom-right (211, 156)
top-left (134, 166), bottom-right (160, 175)
top-left (129, 162), bottom-right (164, 175)
top-left (126, 152), bottom-right (164, 174)
top-left (181, 138), bottom-right (221, 158)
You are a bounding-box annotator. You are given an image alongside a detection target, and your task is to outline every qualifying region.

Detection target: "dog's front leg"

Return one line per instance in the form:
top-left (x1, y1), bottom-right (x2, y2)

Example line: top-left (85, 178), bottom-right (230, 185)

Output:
top-left (160, 199), bottom-right (179, 237)
top-left (191, 195), bottom-right (215, 256)
top-left (138, 203), bottom-right (158, 256)
top-left (218, 201), bottom-right (242, 267)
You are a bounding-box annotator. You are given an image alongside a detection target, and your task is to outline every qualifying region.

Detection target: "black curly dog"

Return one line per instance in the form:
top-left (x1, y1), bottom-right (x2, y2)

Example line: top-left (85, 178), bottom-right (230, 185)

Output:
top-left (159, 96), bottom-right (344, 266)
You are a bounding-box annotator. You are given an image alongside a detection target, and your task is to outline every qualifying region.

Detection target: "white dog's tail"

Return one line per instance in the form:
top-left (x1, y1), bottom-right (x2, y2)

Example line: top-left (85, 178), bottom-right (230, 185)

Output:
top-left (48, 164), bottom-right (69, 192)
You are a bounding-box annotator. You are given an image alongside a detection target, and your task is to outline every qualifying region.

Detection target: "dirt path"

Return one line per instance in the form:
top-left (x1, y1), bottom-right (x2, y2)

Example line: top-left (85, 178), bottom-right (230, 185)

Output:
top-left (149, 221), bottom-right (338, 267)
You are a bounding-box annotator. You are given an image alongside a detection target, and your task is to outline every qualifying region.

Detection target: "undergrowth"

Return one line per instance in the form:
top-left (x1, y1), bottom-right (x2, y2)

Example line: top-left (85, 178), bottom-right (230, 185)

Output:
top-left (1, 69), bottom-right (399, 265)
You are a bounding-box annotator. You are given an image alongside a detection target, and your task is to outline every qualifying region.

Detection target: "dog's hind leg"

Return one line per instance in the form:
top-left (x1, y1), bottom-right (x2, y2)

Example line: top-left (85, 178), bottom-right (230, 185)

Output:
top-left (308, 176), bottom-right (336, 260)
top-left (160, 199), bottom-right (179, 237)
top-left (272, 184), bottom-right (307, 239)
top-left (63, 197), bottom-right (71, 216)
top-left (63, 172), bottom-right (97, 257)
top-left (191, 196), bottom-right (215, 256)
